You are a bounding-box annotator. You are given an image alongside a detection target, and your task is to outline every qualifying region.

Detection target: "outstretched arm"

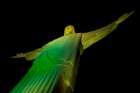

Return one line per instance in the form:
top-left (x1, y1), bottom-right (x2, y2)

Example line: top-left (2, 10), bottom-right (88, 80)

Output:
top-left (81, 11), bottom-right (134, 50)
top-left (10, 48), bottom-right (42, 61)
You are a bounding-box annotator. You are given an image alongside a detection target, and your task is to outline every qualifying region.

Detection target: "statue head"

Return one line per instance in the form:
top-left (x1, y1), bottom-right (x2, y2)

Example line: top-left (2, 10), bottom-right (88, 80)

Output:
top-left (64, 25), bottom-right (76, 35)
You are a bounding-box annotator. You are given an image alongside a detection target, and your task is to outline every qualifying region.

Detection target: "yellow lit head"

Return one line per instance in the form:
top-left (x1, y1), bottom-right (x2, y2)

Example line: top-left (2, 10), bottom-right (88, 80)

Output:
top-left (64, 25), bottom-right (76, 35)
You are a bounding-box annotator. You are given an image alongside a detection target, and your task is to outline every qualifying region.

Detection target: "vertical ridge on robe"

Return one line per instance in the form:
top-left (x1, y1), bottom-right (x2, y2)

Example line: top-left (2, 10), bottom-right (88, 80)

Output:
top-left (10, 53), bottom-right (63, 93)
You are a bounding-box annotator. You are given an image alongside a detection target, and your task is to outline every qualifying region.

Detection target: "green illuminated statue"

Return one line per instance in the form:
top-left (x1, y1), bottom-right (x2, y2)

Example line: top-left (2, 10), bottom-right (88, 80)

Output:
top-left (10, 11), bottom-right (134, 93)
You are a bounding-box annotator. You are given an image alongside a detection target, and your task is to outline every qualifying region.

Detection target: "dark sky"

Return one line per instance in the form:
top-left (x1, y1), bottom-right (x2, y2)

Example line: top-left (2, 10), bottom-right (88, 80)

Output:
top-left (0, 1), bottom-right (137, 93)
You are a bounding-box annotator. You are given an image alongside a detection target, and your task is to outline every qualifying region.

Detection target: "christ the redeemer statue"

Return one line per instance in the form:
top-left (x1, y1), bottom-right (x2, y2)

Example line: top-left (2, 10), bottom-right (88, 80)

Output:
top-left (10, 11), bottom-right (134, 93)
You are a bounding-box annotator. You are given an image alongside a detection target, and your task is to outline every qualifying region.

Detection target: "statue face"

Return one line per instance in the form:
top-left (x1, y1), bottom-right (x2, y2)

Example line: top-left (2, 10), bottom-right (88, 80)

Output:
top-left (64, 25), bottom-right (76, 35)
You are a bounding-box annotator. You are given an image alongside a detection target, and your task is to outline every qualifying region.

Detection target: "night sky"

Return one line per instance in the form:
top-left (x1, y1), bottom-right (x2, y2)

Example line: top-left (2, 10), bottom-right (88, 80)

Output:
top-left (0, 1), bottom-right (137, 93)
